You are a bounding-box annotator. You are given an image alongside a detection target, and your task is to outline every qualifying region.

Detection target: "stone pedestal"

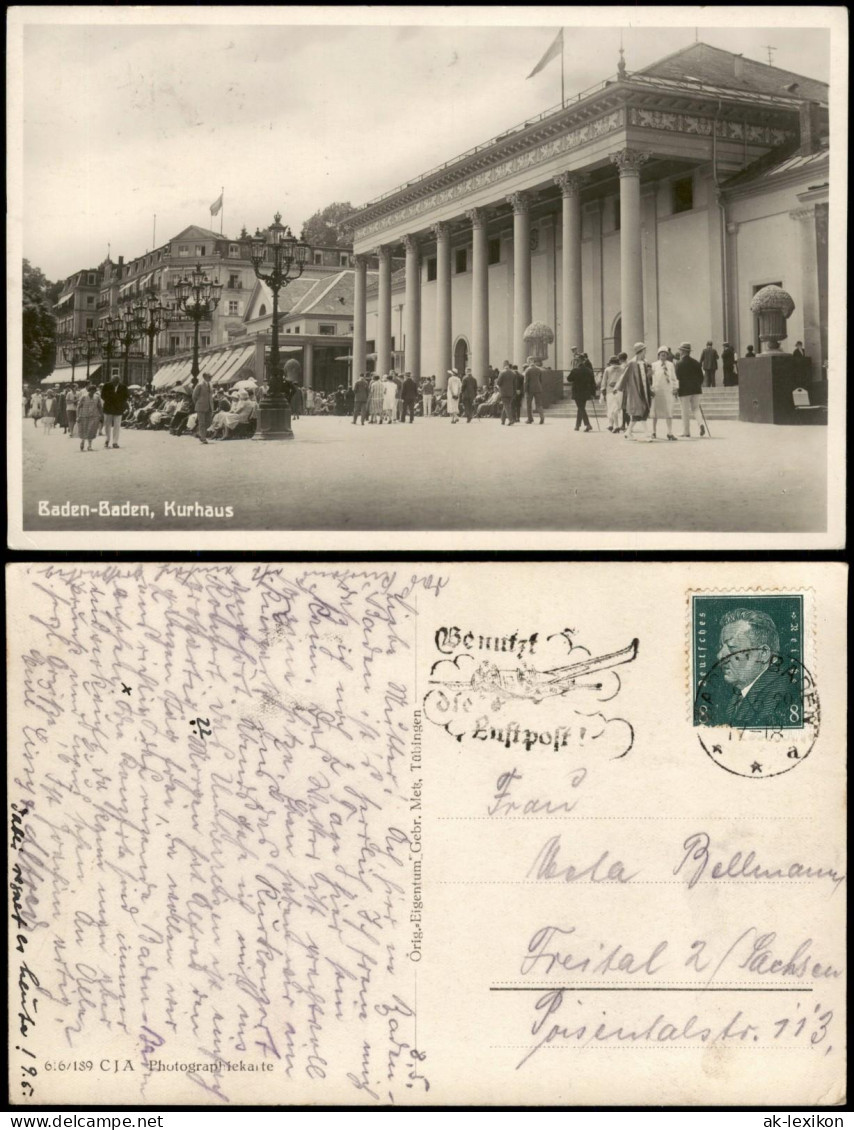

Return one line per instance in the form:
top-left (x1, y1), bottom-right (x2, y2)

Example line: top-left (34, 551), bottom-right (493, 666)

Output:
top-left (738, 354), bottom-right (821, 426)
top-left (252, 395), bottom-right (294, 440)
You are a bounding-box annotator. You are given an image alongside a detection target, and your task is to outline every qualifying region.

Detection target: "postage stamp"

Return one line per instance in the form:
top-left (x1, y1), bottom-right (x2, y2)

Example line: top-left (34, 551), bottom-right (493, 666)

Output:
top-left (690, 593), bottom-right (818, 779)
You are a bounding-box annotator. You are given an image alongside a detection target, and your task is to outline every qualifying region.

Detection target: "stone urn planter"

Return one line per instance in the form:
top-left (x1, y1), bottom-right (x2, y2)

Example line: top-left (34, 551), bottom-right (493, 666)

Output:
top-left (749, 285), bottom-right (795, 353)
top-left (522, 321), bottom-right (555, 363)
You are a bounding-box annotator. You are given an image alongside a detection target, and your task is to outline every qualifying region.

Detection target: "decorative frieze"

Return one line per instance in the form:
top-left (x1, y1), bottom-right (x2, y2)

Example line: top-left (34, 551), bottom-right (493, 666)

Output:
top-left (628, 106), bottom-right (795, 147)
top-left (353, 109), bottom-right (622, 242)
top-left (789, 206), bottom-right (816, 223)
top-left (611, 148), bottom-right (650, 176)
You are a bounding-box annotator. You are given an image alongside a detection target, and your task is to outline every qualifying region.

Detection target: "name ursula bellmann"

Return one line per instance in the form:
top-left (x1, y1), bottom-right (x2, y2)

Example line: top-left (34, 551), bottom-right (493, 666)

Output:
top-left (37, 500), bottom-right (235, 519)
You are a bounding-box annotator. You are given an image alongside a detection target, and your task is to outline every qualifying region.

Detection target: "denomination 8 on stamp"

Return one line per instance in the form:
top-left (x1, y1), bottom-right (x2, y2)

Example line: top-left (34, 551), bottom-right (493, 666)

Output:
top-left (691, 593), bottom-right (818, 779)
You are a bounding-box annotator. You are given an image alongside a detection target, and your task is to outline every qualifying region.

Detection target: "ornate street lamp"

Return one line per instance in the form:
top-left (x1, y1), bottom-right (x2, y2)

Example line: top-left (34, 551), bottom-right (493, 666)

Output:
top-left (60, 336), bottom-right (84, 386)
top-left (82, 329), bottom-right (100, 382)
top-left (250, 212), bottom-right (310, 441)
top-left (96, 316), bottom-right (121, 385)
top-left (116, 304), bottom-right (145, 386)
top-left (172, 266), bottom-right (223, 380)
top-left (135, 291), bottom-right (173, 390)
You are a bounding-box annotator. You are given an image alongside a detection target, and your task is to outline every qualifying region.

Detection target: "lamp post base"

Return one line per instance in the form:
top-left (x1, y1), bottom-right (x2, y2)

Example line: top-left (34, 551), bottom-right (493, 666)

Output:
top-left (252, 394), bottom-right (295, 440)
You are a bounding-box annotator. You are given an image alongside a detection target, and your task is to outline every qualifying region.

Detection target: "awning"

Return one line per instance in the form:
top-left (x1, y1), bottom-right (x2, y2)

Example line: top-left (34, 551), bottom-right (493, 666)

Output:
top-left (41, 364), bottom-right (103, 385)
top-left (152, 356), bottom-right (194, 390)
top-left (212, 344), bottom-right (256, 386)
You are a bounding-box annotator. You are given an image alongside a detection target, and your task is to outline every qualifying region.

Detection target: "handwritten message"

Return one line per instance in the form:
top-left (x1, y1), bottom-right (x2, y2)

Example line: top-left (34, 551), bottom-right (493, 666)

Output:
top-left (9, 564), bottom-right (444, 1104)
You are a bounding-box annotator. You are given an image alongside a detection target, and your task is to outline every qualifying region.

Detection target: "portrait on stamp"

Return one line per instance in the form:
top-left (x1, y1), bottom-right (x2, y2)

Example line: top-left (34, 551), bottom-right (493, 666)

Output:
top-left (692, 595), bottom-right (805, 730)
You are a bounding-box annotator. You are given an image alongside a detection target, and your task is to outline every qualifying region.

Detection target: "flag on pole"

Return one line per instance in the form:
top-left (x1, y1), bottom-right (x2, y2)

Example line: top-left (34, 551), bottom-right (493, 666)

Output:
top-left (527, 28), bottom-right (563, 79)
top-left (210, 191), bottom-right (223, 217)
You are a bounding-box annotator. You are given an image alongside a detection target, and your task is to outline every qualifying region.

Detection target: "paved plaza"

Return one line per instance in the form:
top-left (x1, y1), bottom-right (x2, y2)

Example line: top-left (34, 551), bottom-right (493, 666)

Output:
top-left (21, 414), bottom-right (826, 533)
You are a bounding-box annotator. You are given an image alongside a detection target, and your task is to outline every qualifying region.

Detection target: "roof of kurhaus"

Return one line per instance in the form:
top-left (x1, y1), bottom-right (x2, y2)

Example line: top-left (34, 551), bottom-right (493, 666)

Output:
top-left (639, 42), bottom-right (828, 103)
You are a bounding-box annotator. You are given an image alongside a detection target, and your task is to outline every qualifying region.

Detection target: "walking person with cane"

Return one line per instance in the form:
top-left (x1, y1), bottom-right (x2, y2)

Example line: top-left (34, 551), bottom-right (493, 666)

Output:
top-left (675, 342), bottom-right (706, 438)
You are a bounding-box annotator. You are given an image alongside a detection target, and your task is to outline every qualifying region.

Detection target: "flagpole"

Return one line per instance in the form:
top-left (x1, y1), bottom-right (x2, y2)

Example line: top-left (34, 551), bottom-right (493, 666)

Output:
top-left (561, 29), bottom-right (565, 107)
top-left (220, 186), bottom-right (224, 235)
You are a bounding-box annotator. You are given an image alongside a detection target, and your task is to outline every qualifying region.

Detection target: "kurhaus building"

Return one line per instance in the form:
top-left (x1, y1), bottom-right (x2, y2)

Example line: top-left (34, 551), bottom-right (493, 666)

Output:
top-left (348, 43), bottom-right (829, 387)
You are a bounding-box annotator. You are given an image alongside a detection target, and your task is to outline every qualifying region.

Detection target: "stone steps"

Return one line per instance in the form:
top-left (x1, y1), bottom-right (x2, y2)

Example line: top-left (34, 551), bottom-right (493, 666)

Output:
top-left (545, 387), bottom-right (740, 421)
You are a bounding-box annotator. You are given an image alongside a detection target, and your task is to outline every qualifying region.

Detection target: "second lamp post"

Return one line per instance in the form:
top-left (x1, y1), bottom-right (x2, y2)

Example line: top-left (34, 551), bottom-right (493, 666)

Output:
top-left (173, 266), bottom-right (223, 380)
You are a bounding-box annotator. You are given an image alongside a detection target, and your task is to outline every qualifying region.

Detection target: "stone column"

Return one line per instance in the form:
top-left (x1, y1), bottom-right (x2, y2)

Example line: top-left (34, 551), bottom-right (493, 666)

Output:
top-left (508, 192), bottom-right (532, 365)
top-left (466, 207), bottom-right (489, 385)
top-left (403, 235), bottom-right (421, 378)
top-left (554, 173), bottom-right (586, 366)
top-left (376, 244), bottom-right (392, 376)
top-left (303, 341), bottom-right (314, 390)
top-left (789, 205), bottom-right (822, 370)
top-left (433, 221), bottom-right (452, 388)
top-left (353, 254), bottom-right (367, 383)
top-left (611, 148), bottom-right (648, 351)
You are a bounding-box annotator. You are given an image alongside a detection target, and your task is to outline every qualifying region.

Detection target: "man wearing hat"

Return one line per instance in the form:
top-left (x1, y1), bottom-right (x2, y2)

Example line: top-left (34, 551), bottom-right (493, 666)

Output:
top-left (675, 342), bottom-right (706, 438)
top-left (401, 371), bottom-right (419, 423)
top-left (523, 357), bottom-right (545, 425)
top-left (614, 342), bottom-right (652, 440)
top-left (352, 372), bottom-right (370, 424)
top-left (192, 370), bottom-right (214, 444)
top-left (460, 367), bottom-right (478, 423)
top-left (512, 365), bottom-right (525, 426)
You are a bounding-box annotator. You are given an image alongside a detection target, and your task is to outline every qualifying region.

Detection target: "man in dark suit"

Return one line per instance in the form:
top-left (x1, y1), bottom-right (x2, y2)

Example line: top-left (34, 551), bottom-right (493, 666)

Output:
top-left (100, 376), bottom-right (129, 448)
top-left (700, 608), bottom-right (800, 728)
top-left (352, 372), bottom-right (370, 424)
top-left (460, 368), bottom-right (478, 422)
top-left (497, 361), bottom-right (516, 425)
top-left (675, 343), bottom-right (706, 438)
top-left (700, 340), bottom-right (719, 388)
top-left (523, 357), bottom-right (545, 424)
top-left (401, 371), bottom-right (419, 423)
top-left (512, 366), bottom-right (525, 425)
top-left (567, 358), bottom-right (596, 431)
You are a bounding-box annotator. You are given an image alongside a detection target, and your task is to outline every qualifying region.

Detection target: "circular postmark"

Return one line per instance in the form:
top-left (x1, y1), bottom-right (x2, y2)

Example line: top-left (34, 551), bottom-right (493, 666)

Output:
top-left (694, 652), bottom-right (819, 779)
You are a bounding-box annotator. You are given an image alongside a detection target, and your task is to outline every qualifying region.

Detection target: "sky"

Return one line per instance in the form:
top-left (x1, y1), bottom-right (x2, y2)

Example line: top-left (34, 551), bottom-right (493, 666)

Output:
top-left (14, 10), bottom-right (833, 281)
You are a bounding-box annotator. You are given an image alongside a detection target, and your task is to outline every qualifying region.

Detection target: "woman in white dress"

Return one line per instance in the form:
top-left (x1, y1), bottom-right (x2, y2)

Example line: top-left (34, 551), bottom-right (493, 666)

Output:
top-left (650, 346), bottom-right (678, 441)
top-left (382, 374), bottom-right (397, 424)
top-left (446, 368), bottom-right (462, 423)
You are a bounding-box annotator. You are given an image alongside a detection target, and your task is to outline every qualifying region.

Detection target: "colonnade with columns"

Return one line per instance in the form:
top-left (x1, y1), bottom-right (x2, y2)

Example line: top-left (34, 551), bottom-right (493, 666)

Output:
top-left (352, 147), bottom-right (650, 387)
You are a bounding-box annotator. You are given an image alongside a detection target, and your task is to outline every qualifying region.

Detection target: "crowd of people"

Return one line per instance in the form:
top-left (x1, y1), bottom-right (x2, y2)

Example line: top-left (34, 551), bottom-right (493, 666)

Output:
top-left (23, 336), bottom-right (752, 449)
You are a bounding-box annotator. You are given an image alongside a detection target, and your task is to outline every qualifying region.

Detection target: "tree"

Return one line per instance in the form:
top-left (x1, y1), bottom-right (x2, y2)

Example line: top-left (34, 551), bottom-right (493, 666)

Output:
top-left (300, 202), bottom-right (357, 248)
top-left (22, 259), bottom-right (59, 385)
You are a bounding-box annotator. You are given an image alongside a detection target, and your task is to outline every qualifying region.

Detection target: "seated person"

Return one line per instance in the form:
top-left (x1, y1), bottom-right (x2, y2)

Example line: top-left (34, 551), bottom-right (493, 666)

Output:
top-left (476, 388), bottom-right (502, 418)
top-left (222, 390), bottom-right (257, 438)
top-left (208, 398), bottom-right (232, 440)
top-left (170, 393), bottom-right (194, 435)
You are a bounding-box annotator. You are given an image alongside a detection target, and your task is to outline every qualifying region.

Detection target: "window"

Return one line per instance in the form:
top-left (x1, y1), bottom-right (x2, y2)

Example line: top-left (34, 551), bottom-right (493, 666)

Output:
top-left (671, 176), bottom-right (694, 214)
top-left (228, 273), bottom-right (240, 289)
top-left (340, 253), bottom-right (349, 266)
top-left (87, 296), bottom-right (95, 307)
top-left (293, 326), bottom-right (300, 334)
top-left (178, 245), bottom-right (189, 257)
top-left (195, 245), bottom-right (206, 257)
top-left (228, 300), bottom-right (239, 315)
top-left (318, 323), bottom-right (336, 335)
top-left (85, 317), bottom-right (94, 329)
top-left (314, 252), bottom-right (323, 265)
top-left (488, 238), bottom-right (501, 265)
top-left (613, 199), bottom-right (621, 231)
top-left (170, 335), bottom-right (180, 352)
top-left (455, 248), bottom-right (467, 274)
top-left (366, 339), bottom-right (375, 354)
top-left (201, 335), bottom-right (210, 348)
top-left (229, 244), bottom-right (240, 257)
top-left (88, 273), bottom-right (97, 285)
top-left (259, 304), bottom-right (267, 317)
top-left (426, 257), bottom-right (437, 282)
